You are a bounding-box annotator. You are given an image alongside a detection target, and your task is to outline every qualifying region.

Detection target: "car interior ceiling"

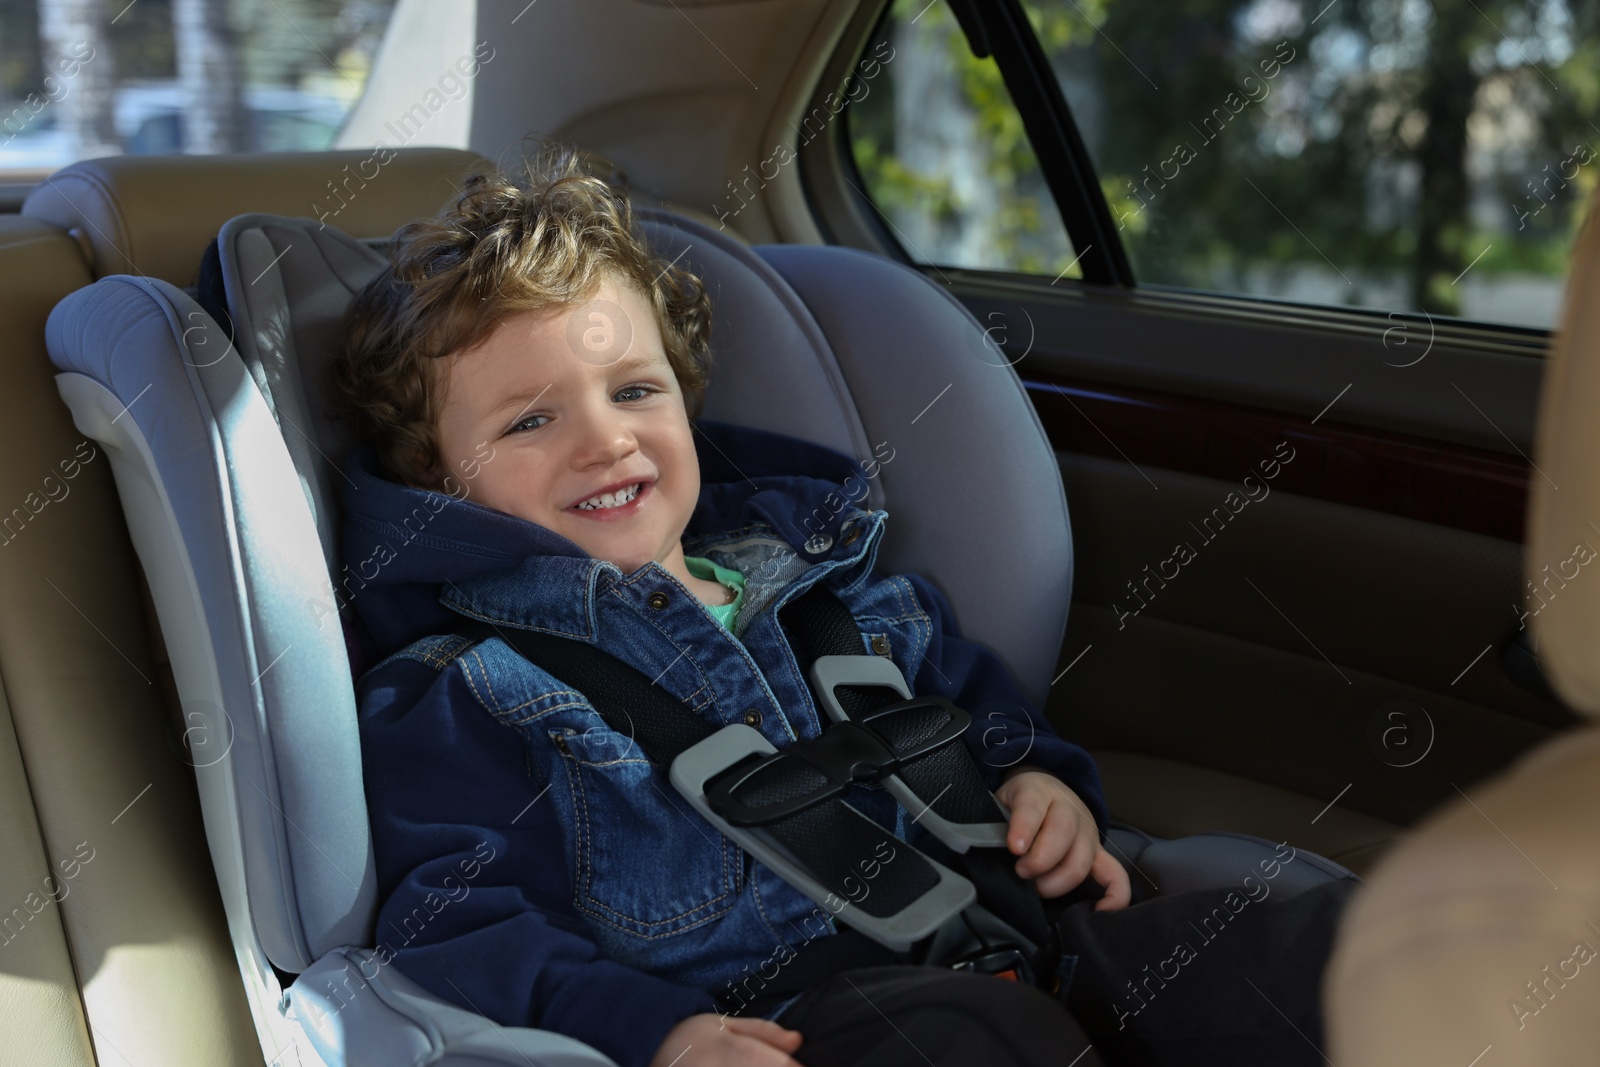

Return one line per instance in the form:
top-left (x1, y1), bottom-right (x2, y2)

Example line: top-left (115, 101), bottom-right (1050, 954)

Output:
top-left (0, 0), bottom-right (1588, 1063)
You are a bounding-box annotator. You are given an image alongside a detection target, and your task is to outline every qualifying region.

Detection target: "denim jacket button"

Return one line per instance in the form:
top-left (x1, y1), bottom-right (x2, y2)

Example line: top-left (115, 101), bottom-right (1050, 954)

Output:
top-left (647, 591), bottom-right (670, 610)
top-left (742, 708), bottom-right (763, 727)
top-left (803, 532), bottom-right (833, 555)
top-left (870, 635), bottom-right (891, 656)
top-left (841, 525), bottom-right (862, 547)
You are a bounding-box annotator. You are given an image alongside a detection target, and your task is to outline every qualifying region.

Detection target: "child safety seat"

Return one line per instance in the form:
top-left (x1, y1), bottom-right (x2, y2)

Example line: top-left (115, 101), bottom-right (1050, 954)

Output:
top-left (44, 208), bottom-right (1358, 1066)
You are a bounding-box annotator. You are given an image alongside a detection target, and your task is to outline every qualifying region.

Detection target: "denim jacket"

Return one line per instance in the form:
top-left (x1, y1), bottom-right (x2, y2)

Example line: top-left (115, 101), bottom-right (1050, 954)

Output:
top-left (340, 418), bottom-right (1107, 1067)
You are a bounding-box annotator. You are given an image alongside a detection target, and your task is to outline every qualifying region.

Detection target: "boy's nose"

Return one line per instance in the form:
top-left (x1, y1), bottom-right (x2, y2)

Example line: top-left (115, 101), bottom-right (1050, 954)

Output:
top-left (568, 398), bottom-right (639, 465)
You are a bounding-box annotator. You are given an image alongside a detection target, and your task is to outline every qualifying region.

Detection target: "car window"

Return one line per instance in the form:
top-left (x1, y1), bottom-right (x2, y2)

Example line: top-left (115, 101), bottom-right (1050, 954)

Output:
top-left (1018, 0), bottom-right (1594, 330)
top-left (1, 0), bottom-right (396, 184)
top-left (846, 0), bottom-right (1085, 281)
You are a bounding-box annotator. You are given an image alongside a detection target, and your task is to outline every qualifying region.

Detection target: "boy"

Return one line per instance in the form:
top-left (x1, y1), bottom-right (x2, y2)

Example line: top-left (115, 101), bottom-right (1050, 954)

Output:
top-left (328, 146), bottom-right (1351, 1067)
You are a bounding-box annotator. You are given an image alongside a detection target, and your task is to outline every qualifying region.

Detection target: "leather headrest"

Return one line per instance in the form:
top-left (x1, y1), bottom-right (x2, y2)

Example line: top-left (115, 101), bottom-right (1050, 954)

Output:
top-left (1527, 190), bottom-right (1600, 718)
top-left (22, 147), bottom-right (485, 285)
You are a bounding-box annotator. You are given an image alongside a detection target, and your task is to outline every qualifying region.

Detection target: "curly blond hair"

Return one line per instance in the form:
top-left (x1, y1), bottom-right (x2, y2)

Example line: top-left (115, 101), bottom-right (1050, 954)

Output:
top-left (327, 142), bottom-right (714, 494)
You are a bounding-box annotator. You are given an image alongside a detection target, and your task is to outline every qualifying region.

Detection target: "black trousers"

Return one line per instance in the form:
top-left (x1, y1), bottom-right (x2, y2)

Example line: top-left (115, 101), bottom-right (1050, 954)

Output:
top-left (776, 877), bottom-right (1357, 1067)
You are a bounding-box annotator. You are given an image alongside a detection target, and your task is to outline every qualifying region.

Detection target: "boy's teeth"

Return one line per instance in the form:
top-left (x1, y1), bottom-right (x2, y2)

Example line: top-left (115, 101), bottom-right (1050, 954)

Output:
top-left (577, 483), bottom-right (641, 510)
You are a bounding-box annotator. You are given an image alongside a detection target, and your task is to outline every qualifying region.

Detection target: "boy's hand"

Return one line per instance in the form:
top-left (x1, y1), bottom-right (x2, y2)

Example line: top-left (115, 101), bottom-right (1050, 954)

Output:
top-left (995, 768), bottom-right (1131, 911)
top-left (649, 1014), bottom-right (803, 1067)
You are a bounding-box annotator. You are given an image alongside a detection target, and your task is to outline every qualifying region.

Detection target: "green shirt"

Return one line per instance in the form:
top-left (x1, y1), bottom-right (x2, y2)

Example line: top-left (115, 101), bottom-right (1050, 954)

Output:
top-left (684, 554), bottom-right (746, 633)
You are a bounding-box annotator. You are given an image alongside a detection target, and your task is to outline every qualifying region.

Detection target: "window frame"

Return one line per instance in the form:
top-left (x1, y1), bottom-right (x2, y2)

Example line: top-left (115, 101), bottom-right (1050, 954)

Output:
top-left (805, 0), bottom-right (1130, 285)
top-left (804, 0), bottom-right (1559, 353)
top-left (941, 0), bottom-right (1133, 287)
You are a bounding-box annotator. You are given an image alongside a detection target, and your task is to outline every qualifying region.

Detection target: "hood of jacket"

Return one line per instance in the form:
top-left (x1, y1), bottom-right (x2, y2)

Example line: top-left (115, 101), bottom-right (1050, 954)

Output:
top-left (338, 417), bottom-right (884, 662)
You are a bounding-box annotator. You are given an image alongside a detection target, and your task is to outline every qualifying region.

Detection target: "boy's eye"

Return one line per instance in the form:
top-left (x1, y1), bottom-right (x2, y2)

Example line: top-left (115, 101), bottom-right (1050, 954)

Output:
top-left (506, 383), bottom-right (660, 435)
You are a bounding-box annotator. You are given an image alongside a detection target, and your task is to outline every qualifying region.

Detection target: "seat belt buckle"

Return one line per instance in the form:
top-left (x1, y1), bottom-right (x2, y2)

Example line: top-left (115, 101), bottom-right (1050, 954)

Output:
top-left (808, 654), bottom-right (1009, 852)
top-left (949, 945), bottom-right (1035, 985)
top-left (670, 723), bottom-right (978, 954)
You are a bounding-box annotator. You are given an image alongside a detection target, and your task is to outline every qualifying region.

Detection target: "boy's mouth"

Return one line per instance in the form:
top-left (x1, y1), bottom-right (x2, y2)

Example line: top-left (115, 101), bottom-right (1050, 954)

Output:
top-left (567, 480), bottom-right (653, 520)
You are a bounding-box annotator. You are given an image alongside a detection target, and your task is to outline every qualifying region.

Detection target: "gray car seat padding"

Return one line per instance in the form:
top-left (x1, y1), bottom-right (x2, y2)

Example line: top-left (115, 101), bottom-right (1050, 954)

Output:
top-left (748, 242), bottom-right (1073, 717)
top-left (633, 211), bottom-right (1071, 715)
top-left (1105, 825), bottom-right (1356, 904)
top-left (287, 946), bottom-right (617, 1067)
top-left (49, 273), bottom-right (376, 965)
top-left (48, 240), bottom-right (614, 1065)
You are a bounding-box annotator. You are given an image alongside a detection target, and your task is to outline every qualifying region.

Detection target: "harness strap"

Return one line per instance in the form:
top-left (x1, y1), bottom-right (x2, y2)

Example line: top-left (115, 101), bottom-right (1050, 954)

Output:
top-left (449, 579), bottom-right (1055, 989)
top-left (775, 585), bottom-right (1057, 962)
top-left (452, 608), bottom-right (917, 997)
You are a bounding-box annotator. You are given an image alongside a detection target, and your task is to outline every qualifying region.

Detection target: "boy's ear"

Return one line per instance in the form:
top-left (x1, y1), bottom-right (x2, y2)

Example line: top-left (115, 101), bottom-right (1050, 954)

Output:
top-left (398, 457), bottom-right (446, 495)
top-left (417, 469), bottom-right (451, 496)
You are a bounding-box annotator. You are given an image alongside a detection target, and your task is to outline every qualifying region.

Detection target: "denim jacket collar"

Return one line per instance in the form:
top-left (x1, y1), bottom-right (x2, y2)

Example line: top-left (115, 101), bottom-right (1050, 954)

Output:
top-left (437, 505), bottom-right (890, 640)
top-left (340, 418), bottom-right (887, 657)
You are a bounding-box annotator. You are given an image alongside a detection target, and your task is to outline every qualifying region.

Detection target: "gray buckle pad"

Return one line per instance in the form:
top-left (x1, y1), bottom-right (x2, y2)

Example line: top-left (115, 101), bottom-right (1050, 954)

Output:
top-left (809, 655), bottom-right (1009, 851)
top-left (671, 724), bottom-right (976, 952)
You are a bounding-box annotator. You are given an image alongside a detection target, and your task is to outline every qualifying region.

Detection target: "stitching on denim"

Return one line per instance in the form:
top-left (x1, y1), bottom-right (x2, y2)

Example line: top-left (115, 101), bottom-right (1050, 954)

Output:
top-left (554, 728), bottom-right (739, 935)
top-left (458, 653), bottom-right (497, 718)
top-left (464, 643), bottom-right (596, 723)
top-left (683, 521), bottom-right (777, 552)
top-left (749, 866), bottom-right (787, 946)
top-left (421, 638), bottom-right (465, 670)
top-left (474, 649), bottom-right (506, 711)
top-left (874, 601), bottom-right (933, 625)
top-left (560, 739), bottom-right (592, 917)
top-left (621, 581), bottom-right (788, 735)
top-left (833, 513), bottom-right (886, 593)
top-left (462, 650), bottom-right (573, 725)
top-left (556, 728), bottom-right (738, 934)
top-left (890, 574), bottom-right (913, 619)
top-left (695, 632), bottom-right (781, 728)
top-left (496, 694), bottom-right (588, 719)
top-left (895, 576), bottom-right (933, 683)
top-left (564, 739), bottom-right (651, 768)
top-left (441, 600), bottom-right (594, 641)
top-left (498, 698), bottom-right (593, 726)
top-left (887, 575), bottom-right (933, 628)
top-left (615, 566), bottom-right (663, 590)
top-left (579, 894), bottom-right (734, 939)
top-left (577, 871), bottom-right (737, 934)
top-left (608, 580), bottom-right (757, 725)
top-left (380, 634), bottom-right (476, 674)
top-left (727, 824), bottom-right (743, 895)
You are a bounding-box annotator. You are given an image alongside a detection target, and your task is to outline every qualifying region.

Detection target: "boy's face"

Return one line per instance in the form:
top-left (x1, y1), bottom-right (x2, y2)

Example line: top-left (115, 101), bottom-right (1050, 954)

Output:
top-left (429, 273), bottom-right (701, 577)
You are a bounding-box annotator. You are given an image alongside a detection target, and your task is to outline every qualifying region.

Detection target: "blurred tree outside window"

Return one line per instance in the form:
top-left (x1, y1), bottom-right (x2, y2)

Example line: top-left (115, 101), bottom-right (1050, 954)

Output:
top-left (1031, 0), bottom-right (1596, 328)
top-left (850, 0), bottom-right (1598, 330)
top-left (847, 0), bottom-right (1086, 281)
top-left (0, 0), bottom-right (395, 181)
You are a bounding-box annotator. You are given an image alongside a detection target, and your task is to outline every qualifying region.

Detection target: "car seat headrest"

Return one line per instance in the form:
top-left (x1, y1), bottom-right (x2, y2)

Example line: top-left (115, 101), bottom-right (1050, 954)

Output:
top-left (21, 148), bottom-right (484, 285)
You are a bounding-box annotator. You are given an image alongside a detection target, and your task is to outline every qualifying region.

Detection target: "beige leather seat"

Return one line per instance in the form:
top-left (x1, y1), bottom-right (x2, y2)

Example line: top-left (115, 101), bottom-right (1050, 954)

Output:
top-left (0, 147), bottom-right (490, 1067)
top-left (1325, 194), bottom-right (1600, 1063)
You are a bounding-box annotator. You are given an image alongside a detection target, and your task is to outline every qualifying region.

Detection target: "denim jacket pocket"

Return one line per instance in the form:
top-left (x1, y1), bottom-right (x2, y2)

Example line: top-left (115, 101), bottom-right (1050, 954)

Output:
top-left (548, 721), bottom-right (743, 939)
